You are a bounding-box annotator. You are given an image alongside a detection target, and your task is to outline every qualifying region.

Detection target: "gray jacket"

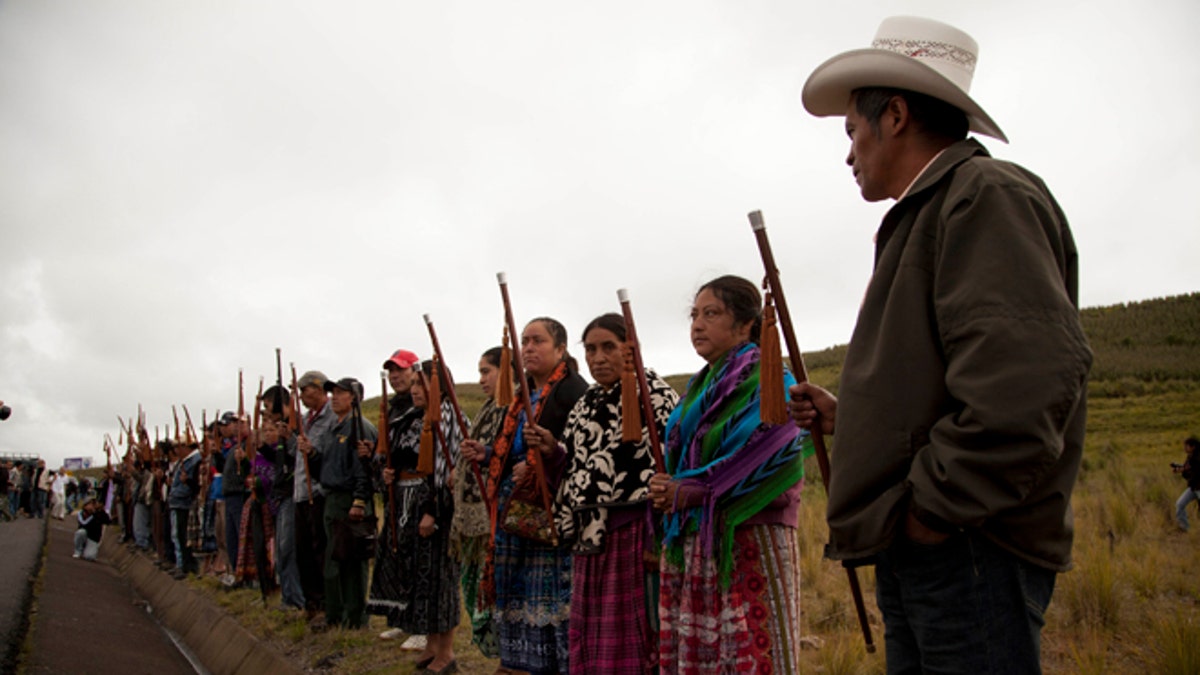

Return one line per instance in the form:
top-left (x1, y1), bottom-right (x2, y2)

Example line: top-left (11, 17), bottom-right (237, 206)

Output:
top-left (827, 139), bottom-right (1092, 571)
top-left (317, 412), bottom-right (377, 504)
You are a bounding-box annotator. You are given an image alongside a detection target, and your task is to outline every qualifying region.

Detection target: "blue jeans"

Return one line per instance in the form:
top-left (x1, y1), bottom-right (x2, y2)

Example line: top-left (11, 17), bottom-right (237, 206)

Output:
top-left (1175, 487), bottom-right (1199, 531)
top-left (275, 497), bottom-right (305, 609)
top-left (75, 529), bottom-right (100, 560)
top-left (170, 507), bottom-right (195, 573)
top-left (32, 489), bottom-right (47, 518)
top-left (875, 530), bottom-right (1056, 674)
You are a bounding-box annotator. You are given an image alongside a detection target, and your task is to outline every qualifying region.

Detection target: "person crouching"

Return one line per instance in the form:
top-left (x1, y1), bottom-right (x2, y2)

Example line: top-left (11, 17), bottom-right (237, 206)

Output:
top-left (74, 498), bottom-right (111, 561)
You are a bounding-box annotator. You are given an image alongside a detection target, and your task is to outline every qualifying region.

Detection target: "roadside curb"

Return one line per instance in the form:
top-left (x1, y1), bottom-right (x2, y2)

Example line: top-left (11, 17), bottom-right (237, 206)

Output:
top-left (0, 517), bottom-right (45, 674)
top-left (100, 536), bottom-right (305, 675)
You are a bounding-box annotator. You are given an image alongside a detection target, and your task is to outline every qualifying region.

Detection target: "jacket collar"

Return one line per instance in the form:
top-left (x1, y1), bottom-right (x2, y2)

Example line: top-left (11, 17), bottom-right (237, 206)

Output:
top-left (899, 137), bottom-right (990, 204)
top-left (876, 138), bottom-right (990, 259)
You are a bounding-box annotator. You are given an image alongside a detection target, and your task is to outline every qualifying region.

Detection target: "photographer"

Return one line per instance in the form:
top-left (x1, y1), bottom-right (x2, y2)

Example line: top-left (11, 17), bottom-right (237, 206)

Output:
top-left (1173, 436), bottom-right (1200, 531)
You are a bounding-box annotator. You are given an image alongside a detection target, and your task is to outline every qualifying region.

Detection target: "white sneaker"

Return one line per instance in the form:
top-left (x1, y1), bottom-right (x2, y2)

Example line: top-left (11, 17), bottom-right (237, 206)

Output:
top-left (379, 628), bottom-right (404, 640)
top-left (400, 634), bottom-right (427, 651)
top-left (72, 552), bottom-right (80, 559)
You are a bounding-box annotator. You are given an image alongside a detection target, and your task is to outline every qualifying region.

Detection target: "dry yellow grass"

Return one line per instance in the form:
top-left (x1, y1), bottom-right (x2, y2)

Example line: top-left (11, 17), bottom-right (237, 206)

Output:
top-left (797, 383), bottom-right (1200, 673)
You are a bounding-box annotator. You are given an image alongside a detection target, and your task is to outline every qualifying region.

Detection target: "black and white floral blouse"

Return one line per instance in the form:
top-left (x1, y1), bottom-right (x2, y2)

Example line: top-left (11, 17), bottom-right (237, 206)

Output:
top-left (556, 371), bottom-right (678, 554)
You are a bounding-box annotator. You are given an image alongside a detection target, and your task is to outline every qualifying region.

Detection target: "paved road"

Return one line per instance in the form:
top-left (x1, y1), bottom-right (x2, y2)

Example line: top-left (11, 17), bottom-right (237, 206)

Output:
top-left (17, 517), bottom-right (197, 675)
top-left (0, 516), bottom-right (44, 673)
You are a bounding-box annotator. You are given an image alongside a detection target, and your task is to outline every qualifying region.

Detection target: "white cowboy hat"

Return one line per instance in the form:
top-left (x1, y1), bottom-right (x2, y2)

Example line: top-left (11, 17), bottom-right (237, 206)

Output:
top-left (802, 16), bottom-right (1007, 142)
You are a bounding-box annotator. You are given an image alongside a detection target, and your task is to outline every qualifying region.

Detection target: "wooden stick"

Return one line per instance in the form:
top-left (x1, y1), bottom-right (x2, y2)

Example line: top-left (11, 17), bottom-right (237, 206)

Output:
top-left (748, 209), bottom-right (875, 653)
top-left (183, 405), bottom-right (198, 446)
top-left (379, 372), bottom-right (396, 552)
top-left (496, 272), bottom-right (557, 544)
top-left (616, 288), bottom-right (667, 474)
top-left (290, 364), bottom-right (314, 505)
top-left (420, 367), bottom-right (458, 472)
top-left (423, 313), bottom-right (494, 516)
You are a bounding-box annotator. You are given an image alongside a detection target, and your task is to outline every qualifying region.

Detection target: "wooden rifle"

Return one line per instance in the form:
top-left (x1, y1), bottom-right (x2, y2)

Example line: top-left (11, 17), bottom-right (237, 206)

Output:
top-left (378, 372), bottom-right (396, 551)
top-left (199, 409), bottom-right (210, 495)
top-left (183, 405), bottom-right (198, 447)
top-left (496, 272), bottom-right (557, 545)
top-left (423, 313), bottom-right (493, 516)
top-left (420, 360), bottom-right (458, 472)
top-left (290, 364), bottom-right (314, 505)
top-left (616, 289), bottom-right (667, 474)
top-left (747, 210), bottom-right (875, 653)
top-left (252, 376), bottom-right (264, 462)
top-left (237, 369), bottom-right (251, 465)
top-left (274, 348), bottom-right (286, 418)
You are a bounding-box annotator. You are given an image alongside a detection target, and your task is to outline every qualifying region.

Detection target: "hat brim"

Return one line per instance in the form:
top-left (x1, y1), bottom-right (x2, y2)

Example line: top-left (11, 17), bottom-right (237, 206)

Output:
top-left (802, 48), bottom-right (1007, 142)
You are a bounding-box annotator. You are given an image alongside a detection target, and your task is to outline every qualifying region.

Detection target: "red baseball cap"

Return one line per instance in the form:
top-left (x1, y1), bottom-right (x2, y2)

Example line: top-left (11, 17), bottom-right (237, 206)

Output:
top-left (383, 349), bottom-right (419, 371)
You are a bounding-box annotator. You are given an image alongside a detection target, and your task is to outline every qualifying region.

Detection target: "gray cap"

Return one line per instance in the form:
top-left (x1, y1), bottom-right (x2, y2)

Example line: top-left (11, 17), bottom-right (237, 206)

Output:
top-left (297, 370), bottom-right (329, 390)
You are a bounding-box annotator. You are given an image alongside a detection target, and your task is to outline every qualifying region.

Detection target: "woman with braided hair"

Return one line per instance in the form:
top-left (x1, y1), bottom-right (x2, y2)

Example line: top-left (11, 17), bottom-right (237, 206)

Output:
top-left (449, 346), bottom-right (511, 659)
top-left (649, 275), bottom-right (813, 674)
top-left (461, 317), bottom-right (587, 675)
top-left (557, 313), bottom-right (679, 674)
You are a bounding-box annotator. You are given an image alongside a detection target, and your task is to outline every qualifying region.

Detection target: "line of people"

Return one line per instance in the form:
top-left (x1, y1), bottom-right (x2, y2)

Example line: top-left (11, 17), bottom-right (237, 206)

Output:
top-left (97, 273), bottom-right (812, 674)
top-left (82, 13), bottom-right (1093, 674)
top-left (1, 459), bottom-right (87, 523)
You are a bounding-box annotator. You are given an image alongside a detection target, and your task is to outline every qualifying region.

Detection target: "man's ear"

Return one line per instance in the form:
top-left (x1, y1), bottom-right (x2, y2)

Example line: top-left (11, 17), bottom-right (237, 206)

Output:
top-left (884, 95), bottom-right (910, 137)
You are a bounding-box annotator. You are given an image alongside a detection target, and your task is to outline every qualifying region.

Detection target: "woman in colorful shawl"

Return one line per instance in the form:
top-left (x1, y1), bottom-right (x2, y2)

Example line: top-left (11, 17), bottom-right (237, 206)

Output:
top-left (449, 346), bottom-right (510, 659)
top-left (461, 317), bottom-right (588, 675)
top-left (649, 275), bottom-right (813, 674)
top-left (369, 360), bottom-right (463, 673)
top-left (556, 313), bottom-right (679, 674)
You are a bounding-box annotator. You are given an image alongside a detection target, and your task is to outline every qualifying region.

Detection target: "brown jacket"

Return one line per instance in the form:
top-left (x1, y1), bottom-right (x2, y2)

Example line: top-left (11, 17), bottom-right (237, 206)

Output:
top-left (827, 139), bottom-right (1092, 571)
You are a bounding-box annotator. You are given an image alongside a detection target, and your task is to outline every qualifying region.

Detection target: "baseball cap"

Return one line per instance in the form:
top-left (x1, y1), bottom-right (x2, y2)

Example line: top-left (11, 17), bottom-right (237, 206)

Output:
top-left (323, 377), bottom-right (364, 401)
top-left (297, 370), bottom-right (328, 389)
top-left (382, 349), bottom-right (419, 371)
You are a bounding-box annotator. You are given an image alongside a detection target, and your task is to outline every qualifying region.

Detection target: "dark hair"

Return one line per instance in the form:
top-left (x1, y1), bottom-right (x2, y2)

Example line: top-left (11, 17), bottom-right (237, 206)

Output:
top-left (419, 359), bottom-right (453, 401)
top-left (698, 275), bottom-right (762, 344)
top-left (481, 346), bottom-right (503, 368)
top-left (262, 384), bottom-right (290, 414)
top-left (853, 87), bottom-right (968, 142)
top-left (582, 313), bottom-right (627, 343)
top-left (156, 439), bottom-right (176, 456)
top-left (481, 345), bottom-right (518, 381)
top-left (527, 317), bottom-right (579, 373)
top-left (1187, 436), bottom-right (1200, 451)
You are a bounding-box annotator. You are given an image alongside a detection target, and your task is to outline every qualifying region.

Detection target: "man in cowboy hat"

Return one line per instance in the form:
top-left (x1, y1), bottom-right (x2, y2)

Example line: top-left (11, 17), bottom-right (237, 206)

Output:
top-left (789, 16), bottom-right (1091, 673)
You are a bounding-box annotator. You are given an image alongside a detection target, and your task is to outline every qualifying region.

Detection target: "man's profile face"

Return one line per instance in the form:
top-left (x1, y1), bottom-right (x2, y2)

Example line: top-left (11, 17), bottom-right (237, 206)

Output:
top-left (300, 384), bottom-right (326, 411)
top-left (844, 96), bottom-right (893, 202)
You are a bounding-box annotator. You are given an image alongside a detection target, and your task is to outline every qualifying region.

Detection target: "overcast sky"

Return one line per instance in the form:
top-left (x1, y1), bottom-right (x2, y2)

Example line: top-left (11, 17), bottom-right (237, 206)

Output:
top-left (2, 0), bottom-right (1197, 468)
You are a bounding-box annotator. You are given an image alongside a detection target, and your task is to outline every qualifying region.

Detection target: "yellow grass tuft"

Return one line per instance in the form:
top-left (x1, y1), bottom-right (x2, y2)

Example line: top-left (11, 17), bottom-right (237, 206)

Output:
top-left (1152, 610), bottom-right (1200, 675)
